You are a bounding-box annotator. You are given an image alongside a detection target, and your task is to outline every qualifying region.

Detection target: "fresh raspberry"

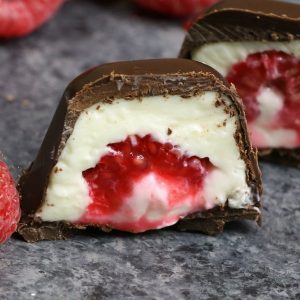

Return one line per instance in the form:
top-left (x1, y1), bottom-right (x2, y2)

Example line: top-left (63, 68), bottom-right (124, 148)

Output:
top-left (80, 134), bottom-right (213, 232)
top-left (227, 51), bottom-right (300, 142)
top-left (0, 0), bottom-right (64, 38)
top-left (0, 160), bottom-right (20, 244)
top-left (135, 0), bottom-right (219, 18)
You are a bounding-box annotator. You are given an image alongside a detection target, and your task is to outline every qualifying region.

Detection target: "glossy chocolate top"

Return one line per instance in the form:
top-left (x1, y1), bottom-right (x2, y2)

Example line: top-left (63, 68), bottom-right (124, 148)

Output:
top-left (180, 0), bottom-right (300, 58)
top-left (208, 0), bottom-right (300, 19)
top-left (65, 58), bottom-right (227, 99)
top-left (19, 58), bottom-right (261, 222)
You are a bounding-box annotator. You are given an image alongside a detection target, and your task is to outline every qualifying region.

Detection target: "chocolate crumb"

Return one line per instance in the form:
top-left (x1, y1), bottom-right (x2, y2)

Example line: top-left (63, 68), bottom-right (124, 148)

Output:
top-left (270, 32), bottom-right (279, 41)
top-left (215, 100), bottom-right (222, 107)
top-left (54, 167), bottom-right (63, 173)
top-left (287, 33), bottom-right (294, 41)
top-left (4, 94), bottom-right (15, 102)
top-left (21, 99), bottom-right (31, 108)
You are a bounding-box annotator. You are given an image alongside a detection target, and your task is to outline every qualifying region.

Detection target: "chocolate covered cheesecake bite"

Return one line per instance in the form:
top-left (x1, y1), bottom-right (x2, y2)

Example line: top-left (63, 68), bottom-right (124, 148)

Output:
top-left (180, 0), bottom-right (300, 167)
top-left (18, 59), bottom-right (262, 242)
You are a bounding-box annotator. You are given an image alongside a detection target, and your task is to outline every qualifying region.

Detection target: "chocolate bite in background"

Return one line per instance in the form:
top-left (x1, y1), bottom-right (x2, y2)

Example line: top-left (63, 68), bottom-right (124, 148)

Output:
top-left (18, 58), bottom-right (262, 242)
top-left (179, 0), bottom-right (300, 168)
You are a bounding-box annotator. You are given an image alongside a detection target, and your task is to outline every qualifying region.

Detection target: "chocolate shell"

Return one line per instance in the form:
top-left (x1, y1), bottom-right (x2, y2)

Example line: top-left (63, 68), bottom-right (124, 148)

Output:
top-left (180, 0), bottom-right (300, 59)
top-left (18, 58), bottom-right (262, 242)
top-left (179, 0), bottom-right (300, 167)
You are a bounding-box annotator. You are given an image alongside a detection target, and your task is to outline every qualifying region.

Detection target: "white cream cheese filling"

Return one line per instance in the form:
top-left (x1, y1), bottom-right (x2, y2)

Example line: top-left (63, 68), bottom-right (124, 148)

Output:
top-left (37, 93), bottom-right (254, 223)
top-left (192, 41), bottom-right (300, 148)
top-left (192, 40), bottom-right (300, 76)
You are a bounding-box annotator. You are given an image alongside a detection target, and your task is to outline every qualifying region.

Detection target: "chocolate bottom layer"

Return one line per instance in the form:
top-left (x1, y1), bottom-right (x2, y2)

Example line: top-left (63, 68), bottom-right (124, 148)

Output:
top-left (18, 221), bottom-right (73, 243)
top-left (177, 207), bottom-right (261, 235)
top-left (259, 148), bottom-right (300, 169)
top-left (18, 206), bottom-right (261, 242)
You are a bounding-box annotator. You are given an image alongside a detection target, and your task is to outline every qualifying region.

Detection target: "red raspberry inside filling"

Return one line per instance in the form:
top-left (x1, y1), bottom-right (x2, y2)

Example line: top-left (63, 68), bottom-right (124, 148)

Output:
top-left (80, 134), bottom-right (213, 232)
top-left (226, 50), bottom-right (300, 147)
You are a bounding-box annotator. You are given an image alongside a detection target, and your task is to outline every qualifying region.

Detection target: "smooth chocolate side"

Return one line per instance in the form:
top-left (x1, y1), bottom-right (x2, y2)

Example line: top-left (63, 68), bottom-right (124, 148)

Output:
top-left (18, 59), bottom-right (262, 241)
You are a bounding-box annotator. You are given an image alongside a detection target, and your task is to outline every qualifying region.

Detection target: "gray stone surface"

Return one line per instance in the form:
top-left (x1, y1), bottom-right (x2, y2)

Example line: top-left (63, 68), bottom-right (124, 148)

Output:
top-left (0, 1), bottom-right (299, 299)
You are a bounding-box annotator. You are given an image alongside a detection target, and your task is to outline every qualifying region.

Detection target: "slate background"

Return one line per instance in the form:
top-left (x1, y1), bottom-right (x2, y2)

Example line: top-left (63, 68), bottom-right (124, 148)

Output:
top-left (0, 1), bottom-right (299, 299)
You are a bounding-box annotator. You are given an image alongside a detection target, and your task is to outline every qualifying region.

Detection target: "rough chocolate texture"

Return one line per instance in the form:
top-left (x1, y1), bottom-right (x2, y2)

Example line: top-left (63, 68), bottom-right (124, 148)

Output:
top-left (18, 58), bottom-right (262, 242)
top-left (18, 220), bottom-right (72, 243)
top-left (179, 0), bottom-right (300, 167)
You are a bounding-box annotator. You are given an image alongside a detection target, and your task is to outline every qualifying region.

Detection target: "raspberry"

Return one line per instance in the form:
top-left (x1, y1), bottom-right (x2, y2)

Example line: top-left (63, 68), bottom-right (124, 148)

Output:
top-left (135, 0), bottom-right (219, 18)
top-left (227, 51), bottom-right (300, 143)
top-left (0, 0), bottom-right (64, 38)
top-left (0, 160), bottom-right (20, 244)
top-left (80, 135), bottom-right (213, 232)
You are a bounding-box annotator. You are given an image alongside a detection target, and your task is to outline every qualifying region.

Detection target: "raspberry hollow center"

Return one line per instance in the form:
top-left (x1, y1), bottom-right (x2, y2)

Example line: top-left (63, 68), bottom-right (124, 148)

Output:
top-left (80, 134), bottom-right (214, 232)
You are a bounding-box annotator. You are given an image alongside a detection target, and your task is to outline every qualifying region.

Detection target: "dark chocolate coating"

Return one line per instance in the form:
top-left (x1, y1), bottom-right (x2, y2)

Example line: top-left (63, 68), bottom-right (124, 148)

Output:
top-left (179, 0), bottom-right (300, 167)
top-left (180, 0), bottom-right (300, 58)
top-left (259, 148), bottom-right (300, 168)
top-left (18, 58), bottom-right (262, 242)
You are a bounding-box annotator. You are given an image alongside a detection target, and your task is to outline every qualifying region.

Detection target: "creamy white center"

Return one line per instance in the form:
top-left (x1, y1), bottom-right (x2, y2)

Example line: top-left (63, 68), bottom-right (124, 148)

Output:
top-left (249, 87), bottom-right (297, 148)
top-left (38, 93), bottom-right (253, 224)
top-left (192, 41), bottom-right (300, 148)
top-left (192, 41), bottom-right (300, 76)
top-left (257, 87), bottom-right (283, 121)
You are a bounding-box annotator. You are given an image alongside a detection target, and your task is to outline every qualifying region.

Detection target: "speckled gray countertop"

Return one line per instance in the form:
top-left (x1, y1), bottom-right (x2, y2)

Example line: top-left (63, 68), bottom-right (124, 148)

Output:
top-left (0, 1), bottom-right (299, 299)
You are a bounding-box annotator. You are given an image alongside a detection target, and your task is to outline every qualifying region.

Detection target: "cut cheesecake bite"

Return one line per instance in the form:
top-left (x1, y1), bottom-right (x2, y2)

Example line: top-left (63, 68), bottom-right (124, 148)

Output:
top-left (18, 59), bottom-right (262, 242)
top-left (180, 0), bottom-right (300, 167)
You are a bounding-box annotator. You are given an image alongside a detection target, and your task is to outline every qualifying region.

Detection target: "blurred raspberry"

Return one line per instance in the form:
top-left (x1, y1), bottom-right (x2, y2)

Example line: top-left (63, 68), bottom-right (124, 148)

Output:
top-left (0, 160), bottom-right (20, 244)
top-left (0, 0), bottom-right (64, 38)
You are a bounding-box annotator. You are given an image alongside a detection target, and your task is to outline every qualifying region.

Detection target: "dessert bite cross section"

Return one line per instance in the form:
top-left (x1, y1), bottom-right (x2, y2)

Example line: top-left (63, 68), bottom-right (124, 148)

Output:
top-left (18, 59), bottom-right (262, 242)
